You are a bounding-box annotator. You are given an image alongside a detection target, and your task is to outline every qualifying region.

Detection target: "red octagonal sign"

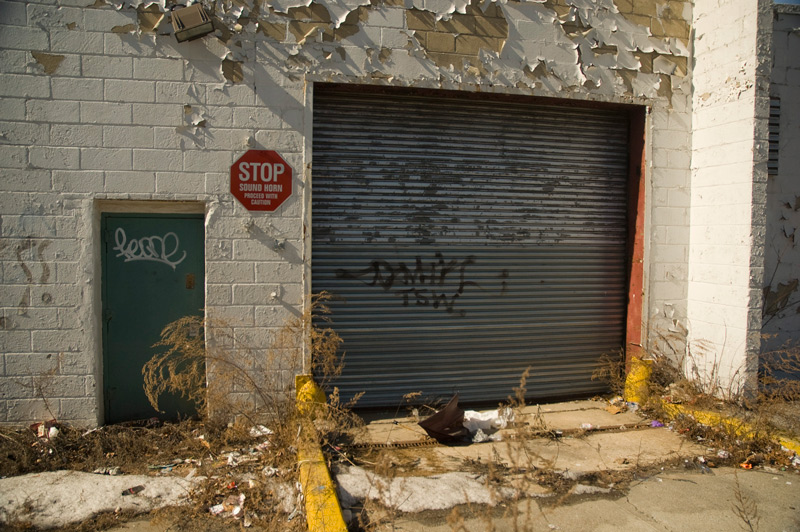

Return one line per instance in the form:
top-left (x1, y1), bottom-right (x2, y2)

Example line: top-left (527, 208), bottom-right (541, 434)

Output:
top-left (230, 150), bottom-right (293, 211)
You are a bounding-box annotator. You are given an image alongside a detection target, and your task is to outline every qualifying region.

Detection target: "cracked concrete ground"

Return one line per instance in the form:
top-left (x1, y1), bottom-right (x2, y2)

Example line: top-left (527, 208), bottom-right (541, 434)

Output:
top-left (336, 400), bottom-right (800, 531)
top-left (368, 466), bottom-right (800, 532)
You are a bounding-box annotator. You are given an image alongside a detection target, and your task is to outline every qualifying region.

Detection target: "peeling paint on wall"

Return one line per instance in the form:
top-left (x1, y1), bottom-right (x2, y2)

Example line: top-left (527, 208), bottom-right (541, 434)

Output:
top-left (30, 52), bottom-right (65, 75)
top-left (221, 58), bottom-right (244, 82)
top-left (102, 0), bottom-right (691, 105)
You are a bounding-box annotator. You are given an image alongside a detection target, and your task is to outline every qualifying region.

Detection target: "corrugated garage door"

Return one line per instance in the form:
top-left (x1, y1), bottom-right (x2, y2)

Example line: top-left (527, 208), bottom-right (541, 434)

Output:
top-left (312, 86), bottom-right (630, 408)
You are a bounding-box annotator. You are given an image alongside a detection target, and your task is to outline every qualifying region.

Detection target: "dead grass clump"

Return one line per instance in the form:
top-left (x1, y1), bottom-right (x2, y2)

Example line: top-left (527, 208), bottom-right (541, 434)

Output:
top-left (591, 349), bottom-right (627, 397)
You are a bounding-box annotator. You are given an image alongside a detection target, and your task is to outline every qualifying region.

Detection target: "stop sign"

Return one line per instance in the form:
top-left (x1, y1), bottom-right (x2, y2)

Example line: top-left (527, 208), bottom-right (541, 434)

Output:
top-left (230, 150), bottom-right (293, 211)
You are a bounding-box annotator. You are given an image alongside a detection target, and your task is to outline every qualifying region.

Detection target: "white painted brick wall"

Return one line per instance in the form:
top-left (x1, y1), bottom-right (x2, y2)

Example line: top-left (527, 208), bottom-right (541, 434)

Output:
top-left (0, 0), bottom-right (698, 425)
top-left (686, 0), bottom-right (770, 396)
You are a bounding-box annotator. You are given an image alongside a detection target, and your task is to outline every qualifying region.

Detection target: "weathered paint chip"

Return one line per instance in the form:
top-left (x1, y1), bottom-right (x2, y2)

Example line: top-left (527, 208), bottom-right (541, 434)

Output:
top-left (111, 24), bottom-right (137, 33)
top-left (31, 52), bottom-right (65, 75)
top-left (222, 59), bottom-right (244, 83)
top-left (137, 5), bottom-right (164, 33)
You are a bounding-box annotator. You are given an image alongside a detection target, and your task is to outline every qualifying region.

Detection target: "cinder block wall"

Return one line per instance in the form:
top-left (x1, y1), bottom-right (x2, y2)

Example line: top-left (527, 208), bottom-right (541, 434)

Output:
top-left (763, 5), bottom-right (800, 358)
top-left (687, 0), bottom-right (772, 396)
top-left (0, 0), bottom-right (694, 426)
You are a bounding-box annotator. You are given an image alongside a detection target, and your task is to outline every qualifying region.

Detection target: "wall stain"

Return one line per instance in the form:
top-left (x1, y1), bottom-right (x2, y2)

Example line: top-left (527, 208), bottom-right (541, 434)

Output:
top-left (14, 239), bottom-right (51, 315)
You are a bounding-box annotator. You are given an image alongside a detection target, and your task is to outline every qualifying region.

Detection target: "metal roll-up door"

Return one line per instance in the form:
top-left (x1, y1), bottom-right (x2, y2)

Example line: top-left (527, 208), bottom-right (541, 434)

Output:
top-left (312, 86), bottom-right (629, 408)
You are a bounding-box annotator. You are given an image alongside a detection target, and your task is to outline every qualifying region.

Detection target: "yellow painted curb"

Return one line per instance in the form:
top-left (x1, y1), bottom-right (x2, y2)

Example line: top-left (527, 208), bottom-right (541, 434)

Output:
top-left (295, 375), bottom-right (348, 532)
top-left (623, 363), bottom-right (800, 456)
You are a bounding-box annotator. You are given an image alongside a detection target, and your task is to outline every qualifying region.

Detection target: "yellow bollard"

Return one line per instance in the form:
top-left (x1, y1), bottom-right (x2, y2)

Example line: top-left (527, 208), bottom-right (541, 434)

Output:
top-left (624, 357), bottom-right (652, 404)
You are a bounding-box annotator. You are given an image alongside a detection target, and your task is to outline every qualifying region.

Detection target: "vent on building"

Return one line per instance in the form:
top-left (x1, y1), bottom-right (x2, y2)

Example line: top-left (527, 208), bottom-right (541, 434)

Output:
top-left (769, 97), bottom-right (780, 177)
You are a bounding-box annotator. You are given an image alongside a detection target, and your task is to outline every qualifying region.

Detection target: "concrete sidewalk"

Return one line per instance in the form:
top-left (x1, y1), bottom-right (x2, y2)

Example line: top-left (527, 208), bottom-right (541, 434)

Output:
top-left (376, 466), bottom-right (800, 531)
top-left (334, 399), bottom-right (800, 531)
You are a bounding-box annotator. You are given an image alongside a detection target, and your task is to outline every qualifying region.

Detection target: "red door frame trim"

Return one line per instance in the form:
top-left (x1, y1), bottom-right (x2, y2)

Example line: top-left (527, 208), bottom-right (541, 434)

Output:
top-left (626, 107), bottom-right (647, 369)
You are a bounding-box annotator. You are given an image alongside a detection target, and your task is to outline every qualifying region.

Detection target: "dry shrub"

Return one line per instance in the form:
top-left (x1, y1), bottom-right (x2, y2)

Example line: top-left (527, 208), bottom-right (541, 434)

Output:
top-left (142, 292), bottom-right (351, 430)
top-left (137, 292), bottom-right (361, 529)
top-left (591, 349), bottom-right (626, 396)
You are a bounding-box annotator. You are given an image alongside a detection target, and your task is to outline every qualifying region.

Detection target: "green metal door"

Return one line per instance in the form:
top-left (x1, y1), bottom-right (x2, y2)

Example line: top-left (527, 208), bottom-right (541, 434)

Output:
top-left (102, 213), bottom-right (205, 424)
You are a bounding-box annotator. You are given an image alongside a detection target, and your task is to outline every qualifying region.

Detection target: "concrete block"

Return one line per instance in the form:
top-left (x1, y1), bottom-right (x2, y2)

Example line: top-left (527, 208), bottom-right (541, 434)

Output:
top-left (50, 29), bottom-right (105, 54)
top-left (83, 7), bottom-right (136, 30)
top-left (155, 81), bottom-right (205, 104)
top-left (255, 261), bottom-right (300, 283)
top-left (0, 97), bottom-right (25, 120)
top-left (455, 34), bottom-right (502, 55)
top-left (201, 106), bottom-right (234, 128)
top-left (689, 243), bottom-right (752, 267)
top-left (0, 1), bottom-right (27, 25)
top-left (27, 100), bottom-right (80, 123)
top-left (381, 27), bottom-right (409, 48)
top-left (51, 124), bottom-right (103, 147)
top-left (58, 398), bottom-right (97, 425)
top-left (4, 353), bottom-right (59, 377)
top-left (206, 283), bottom-right (233, 305)
top-left (27, 3), bottom-right (83, 27)
top-left (81, 55), bottom-right (133, 78)
top-left (205, 83), bottom-right (256, 107)
top-left (369, 7), bottom-right (405, 28)
top-left (231, 107), bottom-right (284, 130)
top-left (0, 145), bottom-right (28, 169)
top-left (690, 204), bottom-right (753, 226)
top-left (132, 57), bottom-right (184, 81)
top-left (667, 149), bottom-right (691, 169)
top-left (254, 129), bottom-right (303, 153)
top-left (59, 397), bottom-right (98, 428)
top-left (31, 328), bottom-right (84, 353)
top-left (153, 127), bottom-right (183, 149)
top-left (0, 121), bottom-right (49, 145)
top-left (0, 330), bottom-right (31, 352)
top-left (57, 352), bottom-right (92, 375)
top-left (206, 305), bottom-right (255, 327)
top-left (52, 78), bottom-right (104, 101)
top-left (132, 149), bottom-right (182, 171)
top-left (154, 172), bottom-right (206, 194)
top-left (0, 25), bottom-right (48, 51)
top-left (207, 261), bottom-right (256, 283)
top-left (104, 79), bottom-right (156, 103)
top-left (55, 262), bottom-right (79, 283)
top-left (691, 141), bottom-right (755, 169)
top-left (1, 169), bottom-right (52, 192)
top-left (205, 173), bottom-right (228, 194)
top-left (105, 171), bottom-right (156, 193)
top-left (80, 148), bottom-right (133, 171)
top-left (231, 239), bottom-right (282, 262)
top-left (80, 102), bottom-right (133, 125)
top-left (406, 9), bottom-right (436, 31)
top-left (29, 146), bottom-right (80, 170)
top-left (0, 377), bottom-right (37, 401)
top-left (4, 399), bottom-right (52, 423)
top-left (182, 150), bottom-right (232, 172)
top-left (206, 238), bottom-right (233, 260)
top-left (0, 74), bottom-right (50, 98)
top-left (424, 31), bottom-right (456, 53)
top-left (45, 376), bottom-right (88, 398)
top-left (654, 129), bottom-right (691, 150)
top-left (203, 128), bottom-right (252, 151)
top-left (131, 103), bottom-right (184, 127)
top-left (103, 125), bottom-right (154, 149)
top-left (103, 33), bottom-right (158, 57)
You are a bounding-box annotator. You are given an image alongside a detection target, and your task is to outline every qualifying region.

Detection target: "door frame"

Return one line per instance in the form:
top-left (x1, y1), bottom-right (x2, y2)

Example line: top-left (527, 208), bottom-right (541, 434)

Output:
top-left (94, 201), bottom-right (206, 424)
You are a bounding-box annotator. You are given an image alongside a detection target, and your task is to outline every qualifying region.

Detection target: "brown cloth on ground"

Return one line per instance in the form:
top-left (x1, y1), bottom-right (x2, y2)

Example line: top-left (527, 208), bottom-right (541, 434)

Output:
top-left (418, 394), bottom-right (469, 443)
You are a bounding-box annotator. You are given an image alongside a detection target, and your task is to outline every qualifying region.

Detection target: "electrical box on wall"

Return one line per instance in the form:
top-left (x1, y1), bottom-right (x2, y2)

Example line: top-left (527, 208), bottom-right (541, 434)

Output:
top-left (171, 4), bottom-right (213, 43)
